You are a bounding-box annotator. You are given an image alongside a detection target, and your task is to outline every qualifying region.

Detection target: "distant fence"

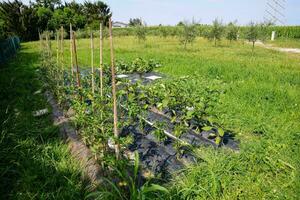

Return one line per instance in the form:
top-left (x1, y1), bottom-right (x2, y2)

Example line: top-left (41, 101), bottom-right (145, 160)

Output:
top-left (0, 36), bottom-right (20, 64)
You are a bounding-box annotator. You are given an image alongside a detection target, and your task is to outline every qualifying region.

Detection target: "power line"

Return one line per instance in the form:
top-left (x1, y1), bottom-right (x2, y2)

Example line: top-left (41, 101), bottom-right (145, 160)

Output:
top-left (264, 0), bottom-right (286, 25)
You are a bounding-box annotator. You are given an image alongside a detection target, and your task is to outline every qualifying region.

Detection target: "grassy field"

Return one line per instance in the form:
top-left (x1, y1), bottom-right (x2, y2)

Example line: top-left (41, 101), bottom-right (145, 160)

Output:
top-left (268, 38), bottom-right (300, 49)
top-left (0, 43), bottom-right (90, 199)
top-left (9, 36), bottom-right (300, 199)
top-left (57, 36), bottom-right (300, 199)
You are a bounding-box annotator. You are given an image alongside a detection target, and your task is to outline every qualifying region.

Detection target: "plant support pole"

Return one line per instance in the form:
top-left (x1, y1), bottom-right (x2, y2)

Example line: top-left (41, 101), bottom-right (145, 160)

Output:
top-left (99, 22), bottom-right (103, 97)
top-left (56, 30), bottom-right (59, 66)
top-left (70, 23), bottom-right (73, 81)
top-left (61, 26), bottom-right (64, 86)
top-left (91, 29), bottom-right (95, 95)
top-left (72, 32), bottom-right (81, 89)
top-left (109, 18), bottom-right (120, 159)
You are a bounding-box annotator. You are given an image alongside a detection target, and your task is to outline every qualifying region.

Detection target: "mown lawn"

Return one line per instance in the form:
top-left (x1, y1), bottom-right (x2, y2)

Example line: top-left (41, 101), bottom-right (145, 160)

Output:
top-left (0, 43), bottom-right (89, 199)
top-left (19, 36), bottom-right (300, 199)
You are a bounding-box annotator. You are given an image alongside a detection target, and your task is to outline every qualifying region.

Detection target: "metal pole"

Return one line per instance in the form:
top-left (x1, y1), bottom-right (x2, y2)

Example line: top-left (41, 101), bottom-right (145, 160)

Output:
top-left (91, 29), bottom-right (95, 95)
top-left (99, 22), bottom-right (103, 97)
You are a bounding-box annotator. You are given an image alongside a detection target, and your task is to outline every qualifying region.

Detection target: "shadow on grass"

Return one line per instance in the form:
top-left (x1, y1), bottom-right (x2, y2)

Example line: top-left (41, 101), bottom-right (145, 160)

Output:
top-left (0, 47), bottom-right (89, 199)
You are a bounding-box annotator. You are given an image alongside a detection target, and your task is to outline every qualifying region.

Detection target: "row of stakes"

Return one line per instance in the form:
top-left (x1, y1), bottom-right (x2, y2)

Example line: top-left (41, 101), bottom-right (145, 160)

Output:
top-left (40, 18), bottom-right (121, 159)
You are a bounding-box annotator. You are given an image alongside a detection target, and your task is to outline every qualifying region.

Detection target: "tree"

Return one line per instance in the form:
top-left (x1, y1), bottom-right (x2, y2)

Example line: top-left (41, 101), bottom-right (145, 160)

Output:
top-left (206, 18), bottom-right (224, 46)
top-left (129, 18), bottom-right (142, 27)
top-left (179, 20), bottom-right (197, 49)
top-left (83, 1), bottom-right (111, 27)
top-left (135, 24), bottom-right (147, 42)
top-left (37, 7), bottom-right (53, 31)
top-left (226, 21), bottom-right (239, 43)
top-left (245, 21), bottom-right (259, 51)
top-left (35, 0), bottom-right (61, 10)
top-left (259, 21), bottom-right (273, 42)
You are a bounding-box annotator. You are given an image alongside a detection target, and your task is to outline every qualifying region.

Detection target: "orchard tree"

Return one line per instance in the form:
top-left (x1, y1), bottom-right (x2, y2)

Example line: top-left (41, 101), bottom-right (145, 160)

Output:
top-left (135, 23), bottom-right (147, 42)
top-left (226, 21), bottom-right (239, 43)
top-left (245, 21), bottom-right (259, 51)
top-left (179, 20), bottom-right (197, 49)
top-left (259, 21), bottom-right (273, 42)
top-left (207, 18), bottom-right (224, 46)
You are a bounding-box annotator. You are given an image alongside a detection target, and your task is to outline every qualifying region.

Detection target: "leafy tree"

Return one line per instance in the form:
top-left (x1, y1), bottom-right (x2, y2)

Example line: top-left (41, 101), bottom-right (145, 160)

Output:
top-left (37, 7), bottom-right (53, 31)
top-left (259, 21), bottom-right (273, 42)
top-left (245, 21), bottom-right (259, 51)
top-left (35, 0), bottom-right (61, 10)
top-left (177, 21), bottom-right (184, 26)
top-left (206, 18), bottom-right (224, 46)
top-left (226, 21), bottom-right (239, 43)
top-left (179, 21), bottom-right (197, 49)
top-left (0, 0), bottom-right (25, 38)
top-left (129, 18), bottom-right (142, 27)
top-left (135, 24), bottom-right (147, 42)
top-left (83, 1), bottom-right (111, 27)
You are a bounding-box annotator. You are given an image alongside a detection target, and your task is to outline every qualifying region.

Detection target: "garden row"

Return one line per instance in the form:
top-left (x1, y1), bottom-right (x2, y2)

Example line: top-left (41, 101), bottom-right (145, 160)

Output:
top-left (40, 20), bottom-right (238, 180)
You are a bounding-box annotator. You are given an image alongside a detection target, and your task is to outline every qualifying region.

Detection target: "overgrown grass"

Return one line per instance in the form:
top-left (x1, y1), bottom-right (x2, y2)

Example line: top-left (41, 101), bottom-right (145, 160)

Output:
top-left (54, 36), bottom-right (300, 199)
top-left (268, 38), bottom-right (300, 49)
top-left (0, 43), bottom-right (89, 199)
top-left (10, 36), bottom-right (300, 199)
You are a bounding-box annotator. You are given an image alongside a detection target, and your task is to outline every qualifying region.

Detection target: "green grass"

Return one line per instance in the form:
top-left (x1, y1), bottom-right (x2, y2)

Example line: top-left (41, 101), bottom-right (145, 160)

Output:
top-left (267, 38), bottom-right (300, 49)
top-left (9, 36), bottom-right (300, 199)
top-left (0, 43), bottom-right (89, 199)
top-left (55, 36), bottom-right (300, 199)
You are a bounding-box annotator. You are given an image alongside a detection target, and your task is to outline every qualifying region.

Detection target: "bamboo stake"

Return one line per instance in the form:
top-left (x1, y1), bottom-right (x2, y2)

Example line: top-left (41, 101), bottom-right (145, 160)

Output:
top-left (108, 18), bottom-right (120, 159)
top-left (61, 26), bottom-right (64, 86)
top-left (99, 22), bottom-right (103, 96)
top-left (72, 31), bottom-right (81, 89)
top-left (91, 29), bottom-right (95, 95)
top-left (70, 23), bottom-right (73, 81)
top-left (56, 30), bottom-right (59, 66)
top-left (45, 31), bottom-right (49, 56)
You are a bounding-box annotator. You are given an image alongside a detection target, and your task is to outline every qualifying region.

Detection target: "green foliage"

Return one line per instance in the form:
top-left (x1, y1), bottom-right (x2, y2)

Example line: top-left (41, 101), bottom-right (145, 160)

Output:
top-left (245, 21), bottom-right (259, 50)
top-left (135, 24), bottom-right (147, 42)
top-left (179, 21), bottom-right (197, 49)
top-left (129, 18), bottom-right (142, 27)
top-left (226, 21), bottom-right (239, 42)
top-left (0, 42), bottom-right (88, 199)
top-left (205, 18), bottom-right (224, 46)
top-left (0, 0), bottom-right (110, 41)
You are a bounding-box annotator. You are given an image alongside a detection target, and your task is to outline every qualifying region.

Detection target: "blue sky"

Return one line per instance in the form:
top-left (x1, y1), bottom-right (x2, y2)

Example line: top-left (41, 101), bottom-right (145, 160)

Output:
top-left (20, 0), bottom-right (300, 25)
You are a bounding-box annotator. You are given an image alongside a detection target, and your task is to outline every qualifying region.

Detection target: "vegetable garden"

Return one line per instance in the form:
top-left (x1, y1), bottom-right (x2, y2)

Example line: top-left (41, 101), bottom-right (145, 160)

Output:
top-left (38, 18), bottom-right (242, 194)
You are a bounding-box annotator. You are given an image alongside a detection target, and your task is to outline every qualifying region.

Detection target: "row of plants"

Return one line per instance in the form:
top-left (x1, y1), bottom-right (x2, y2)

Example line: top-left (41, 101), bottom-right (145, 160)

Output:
top-left (39, 26), bottom-right (238, 198)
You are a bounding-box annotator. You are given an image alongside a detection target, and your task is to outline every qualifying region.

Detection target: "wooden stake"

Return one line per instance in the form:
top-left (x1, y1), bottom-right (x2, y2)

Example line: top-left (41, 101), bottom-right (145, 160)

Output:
top-left (56, 30), bottom-right (59, 66)
top-left (61, 26), bottom-right (64, 86)
top-left (109, 18), bottom-right (120, 159)
top-left (72, 31), bottom-right (81, 89)
top-left (91, 29), bottom-right (95, 95)
top-left (70, 23), bottom-right (73, 81)
top-left (99, 22), bottom-right (103, 96)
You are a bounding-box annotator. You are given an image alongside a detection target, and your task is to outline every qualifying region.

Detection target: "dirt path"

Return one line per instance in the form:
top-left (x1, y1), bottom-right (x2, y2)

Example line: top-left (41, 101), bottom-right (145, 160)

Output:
top-left (255, 40), bottom-right (300, 54)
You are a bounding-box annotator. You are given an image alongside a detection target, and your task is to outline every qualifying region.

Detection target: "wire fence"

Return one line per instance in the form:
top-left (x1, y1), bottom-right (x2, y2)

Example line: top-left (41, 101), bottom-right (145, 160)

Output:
top-left (0, 36), bottom-right (20, 65)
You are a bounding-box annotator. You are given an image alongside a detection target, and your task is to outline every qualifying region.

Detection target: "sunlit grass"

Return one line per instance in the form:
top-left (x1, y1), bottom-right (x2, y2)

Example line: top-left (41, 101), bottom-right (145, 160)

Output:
top-left (28, 36), bottom-right (300, 199)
